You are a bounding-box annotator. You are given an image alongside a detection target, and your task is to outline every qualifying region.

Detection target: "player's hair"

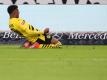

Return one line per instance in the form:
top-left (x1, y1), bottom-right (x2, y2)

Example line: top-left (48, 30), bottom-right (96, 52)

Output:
top-left (7, 5), bottom-right (18, 14)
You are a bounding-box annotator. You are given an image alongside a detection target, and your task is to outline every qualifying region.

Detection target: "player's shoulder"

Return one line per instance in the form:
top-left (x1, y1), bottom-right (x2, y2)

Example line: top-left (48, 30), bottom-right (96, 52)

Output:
top-left (9, 18), bottom-right (25, 24)
top-left (9, 18), bottom-right (23, 22)
top-left (9, 18), bottom-right (18, 24)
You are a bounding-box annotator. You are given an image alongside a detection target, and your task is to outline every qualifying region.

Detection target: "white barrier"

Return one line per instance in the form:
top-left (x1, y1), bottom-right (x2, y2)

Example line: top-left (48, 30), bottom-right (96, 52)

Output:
top-left (0, 0), bottom-right (107, 5)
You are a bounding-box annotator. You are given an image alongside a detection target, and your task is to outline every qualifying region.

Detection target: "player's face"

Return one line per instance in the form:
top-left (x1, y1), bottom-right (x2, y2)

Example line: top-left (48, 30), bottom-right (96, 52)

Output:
top-left (14, 9), bottom-right (19, 18)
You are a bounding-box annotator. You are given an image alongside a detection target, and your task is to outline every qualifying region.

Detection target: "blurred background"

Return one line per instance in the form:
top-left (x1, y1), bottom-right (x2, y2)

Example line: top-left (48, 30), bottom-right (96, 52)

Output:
top-left (0, 5), bottom-right (107, 32)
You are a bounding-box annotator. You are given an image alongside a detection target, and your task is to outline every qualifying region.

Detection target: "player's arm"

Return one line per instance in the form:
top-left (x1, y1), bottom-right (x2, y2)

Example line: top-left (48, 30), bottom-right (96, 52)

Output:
top-left (25, 25), bottom-right (44, 35)
top-left (9, 23), bottom-right (24, 36)
top-left (17, 20), bottom-right (44, 36)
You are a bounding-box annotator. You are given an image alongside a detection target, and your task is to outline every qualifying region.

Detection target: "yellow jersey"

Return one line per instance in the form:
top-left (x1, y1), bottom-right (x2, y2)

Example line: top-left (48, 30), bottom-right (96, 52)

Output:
top-left (9, 18), bottom-right (45, 43)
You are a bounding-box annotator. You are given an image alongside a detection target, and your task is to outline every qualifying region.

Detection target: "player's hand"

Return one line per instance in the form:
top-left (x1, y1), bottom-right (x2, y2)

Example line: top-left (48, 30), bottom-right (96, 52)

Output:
top-left (44, 28), bottom-right (49, 34)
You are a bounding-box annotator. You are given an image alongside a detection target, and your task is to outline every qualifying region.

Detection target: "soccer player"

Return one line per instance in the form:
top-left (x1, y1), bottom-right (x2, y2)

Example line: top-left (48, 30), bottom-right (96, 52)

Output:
top-left (7, 5), bottom-right (62, 48)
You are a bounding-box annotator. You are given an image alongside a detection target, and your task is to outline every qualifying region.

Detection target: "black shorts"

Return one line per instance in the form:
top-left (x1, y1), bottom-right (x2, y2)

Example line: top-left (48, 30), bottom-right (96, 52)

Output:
top-left (36, 34), bottom-right (52, 44)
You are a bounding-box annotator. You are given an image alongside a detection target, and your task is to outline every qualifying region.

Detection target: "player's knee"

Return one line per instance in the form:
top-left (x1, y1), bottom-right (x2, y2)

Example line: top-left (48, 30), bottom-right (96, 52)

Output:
top-left (51, 38), bottom-right (59, 44)
top-left (23, 41), bottom-right (30, 48)
top-left (44, 28), bottom-right (49, 33)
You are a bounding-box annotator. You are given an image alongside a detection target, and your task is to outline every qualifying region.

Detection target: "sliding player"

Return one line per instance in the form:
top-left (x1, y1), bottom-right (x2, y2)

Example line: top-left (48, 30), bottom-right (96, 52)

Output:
top-left (7, 5), bottom-right (62, 48)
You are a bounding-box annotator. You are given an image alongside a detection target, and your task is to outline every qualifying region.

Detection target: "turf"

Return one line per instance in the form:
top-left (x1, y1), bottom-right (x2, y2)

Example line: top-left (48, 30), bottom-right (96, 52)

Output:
top-left (0, 45), bottom-right (107, 80)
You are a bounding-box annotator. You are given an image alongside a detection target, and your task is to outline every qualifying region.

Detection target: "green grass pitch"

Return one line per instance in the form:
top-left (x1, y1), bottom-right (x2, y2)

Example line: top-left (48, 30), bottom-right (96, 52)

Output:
top-left (0, 45), bottom-right (107, 80)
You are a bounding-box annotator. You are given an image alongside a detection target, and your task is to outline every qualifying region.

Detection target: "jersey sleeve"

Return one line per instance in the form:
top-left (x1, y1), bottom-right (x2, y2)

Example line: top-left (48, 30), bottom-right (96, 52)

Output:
top-left (17, 19), bottom-right (44, 36)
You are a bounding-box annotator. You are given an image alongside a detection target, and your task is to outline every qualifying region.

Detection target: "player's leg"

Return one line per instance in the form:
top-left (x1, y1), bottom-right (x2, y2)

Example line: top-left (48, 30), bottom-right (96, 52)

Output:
top-left (51, 37), bottom-right (62, 46)
top-left (29, 35), bottom-right (62, 48)
top-left (44, 28), bottom-right (62, 46)
top-left (29, 42), bottom-right (61, 48)
top-left (23, 30), bottom-right (62, 48)
top-left (22, 41), bottom-right (32, 48)
top-left (34, 34), bottom-right (62, 48)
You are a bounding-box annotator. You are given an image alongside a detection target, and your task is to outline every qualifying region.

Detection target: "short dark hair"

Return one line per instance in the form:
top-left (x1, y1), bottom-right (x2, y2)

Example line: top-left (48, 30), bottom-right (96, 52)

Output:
top-left (7, 5), bottom-right (18, 14)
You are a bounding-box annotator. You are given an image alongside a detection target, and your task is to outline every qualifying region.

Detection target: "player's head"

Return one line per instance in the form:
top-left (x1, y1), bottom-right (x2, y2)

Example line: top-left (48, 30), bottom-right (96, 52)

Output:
top-left (7, 5), bottom-right (19, 18)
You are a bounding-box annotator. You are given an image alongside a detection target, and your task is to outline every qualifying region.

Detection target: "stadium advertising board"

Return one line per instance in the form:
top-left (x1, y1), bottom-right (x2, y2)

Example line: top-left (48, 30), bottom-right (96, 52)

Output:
top-left (1, 32), bottom-right (107, 40)
top-left (0, 32), bottom-right (107, 45)
top-left (0, 0), bottom-right (107, 5)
